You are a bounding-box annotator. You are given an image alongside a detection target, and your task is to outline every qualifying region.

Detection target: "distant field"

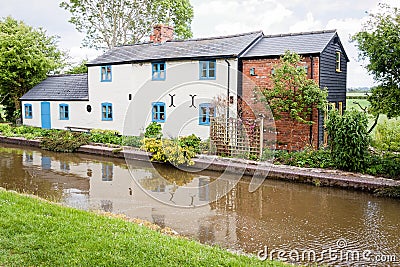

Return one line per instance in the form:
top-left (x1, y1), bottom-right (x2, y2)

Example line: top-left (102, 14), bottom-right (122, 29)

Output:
top-left (346, 98), bottom-right (396, 132)
top-left (347, 92), bottom-right (369, 98)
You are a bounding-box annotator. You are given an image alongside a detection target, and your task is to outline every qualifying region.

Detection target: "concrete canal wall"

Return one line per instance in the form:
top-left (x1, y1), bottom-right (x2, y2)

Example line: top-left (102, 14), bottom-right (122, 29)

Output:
top-left (1, 135), bottom-right (400, 192)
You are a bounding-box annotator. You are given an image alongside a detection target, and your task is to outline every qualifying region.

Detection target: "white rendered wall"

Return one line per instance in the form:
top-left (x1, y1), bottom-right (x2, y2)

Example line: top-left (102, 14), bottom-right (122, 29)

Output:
top-left (23, 58), bottom-right (239, 140)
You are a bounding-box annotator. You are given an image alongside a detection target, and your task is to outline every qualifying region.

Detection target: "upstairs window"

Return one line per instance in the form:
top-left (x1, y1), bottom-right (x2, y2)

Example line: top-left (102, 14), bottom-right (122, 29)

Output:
top-left (101, 65), bottom-right (112, 82)
top-left (199, 103), bottom-right (215, 125)
top-left (152, 62), bottom-right (166, 80)
top-left (101, 103), bottom-right (113, 121)
top-left (24, 104), bottom-right (32, 119)
top-left (59, 104), bottom-right (69, 120)
top-left (152, 102), bottom-right (166, 123)
top-left (199, 60), bottom-right (216, 79)
top-left (335, 52), bottom-right (341, 72)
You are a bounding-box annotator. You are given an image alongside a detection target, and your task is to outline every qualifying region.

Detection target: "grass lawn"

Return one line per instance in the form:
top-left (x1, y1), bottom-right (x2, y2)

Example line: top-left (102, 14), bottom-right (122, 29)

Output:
top-left (0, 190), bottom-right (285, 267)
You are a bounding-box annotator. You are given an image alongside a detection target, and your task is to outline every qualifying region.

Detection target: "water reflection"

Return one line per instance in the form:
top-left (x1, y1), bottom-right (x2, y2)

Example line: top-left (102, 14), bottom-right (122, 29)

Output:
top-left (0, 144), bottom-right (399, 266)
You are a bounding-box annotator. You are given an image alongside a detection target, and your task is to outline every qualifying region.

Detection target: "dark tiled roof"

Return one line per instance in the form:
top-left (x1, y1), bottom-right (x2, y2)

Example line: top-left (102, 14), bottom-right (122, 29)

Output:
top-left (87, 31), bottom-right (263, 66)
top-left (242, 30), bottom-right (338, 58)
top-left (20, 74), bottom-right (88, 101)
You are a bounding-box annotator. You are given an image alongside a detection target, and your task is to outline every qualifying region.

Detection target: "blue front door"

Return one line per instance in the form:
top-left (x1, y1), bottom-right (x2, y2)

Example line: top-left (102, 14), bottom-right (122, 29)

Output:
top-left (41, 102), bottom-right (51, 129)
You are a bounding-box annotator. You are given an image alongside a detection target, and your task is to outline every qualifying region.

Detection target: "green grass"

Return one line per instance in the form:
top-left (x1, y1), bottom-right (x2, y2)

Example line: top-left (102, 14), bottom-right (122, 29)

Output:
top-left (0, 190), bottom-right (285, 267)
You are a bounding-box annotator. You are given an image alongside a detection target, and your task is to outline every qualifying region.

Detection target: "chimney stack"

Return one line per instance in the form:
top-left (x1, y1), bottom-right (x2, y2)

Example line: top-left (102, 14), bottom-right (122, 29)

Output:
top-left (150, 24), bottom-right (174, 44)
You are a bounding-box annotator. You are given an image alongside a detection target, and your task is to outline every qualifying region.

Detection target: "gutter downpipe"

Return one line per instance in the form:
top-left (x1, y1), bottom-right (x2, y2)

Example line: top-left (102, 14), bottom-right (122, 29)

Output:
top-left (225, 59), bottom-right (231, 123)
top-left (309, 56), bottom-right (314, 146)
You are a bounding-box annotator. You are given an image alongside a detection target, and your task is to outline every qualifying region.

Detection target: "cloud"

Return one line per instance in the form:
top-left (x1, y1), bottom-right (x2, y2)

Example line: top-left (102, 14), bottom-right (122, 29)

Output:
top-left (289, 12), bottom-right (322, 33)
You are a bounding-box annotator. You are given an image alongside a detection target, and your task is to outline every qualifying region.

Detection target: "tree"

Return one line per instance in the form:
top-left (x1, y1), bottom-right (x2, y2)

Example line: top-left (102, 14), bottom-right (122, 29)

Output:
top-left (66, 59), bottom-right (88, 74)
top-left (0, 17), bottom-right (64, 121)
top-left (257, 51), bottom-right (327, 125)
top-left (352, 3), bottom-right (400, 119)
top-left (60, 0), bottom-right (194, 49)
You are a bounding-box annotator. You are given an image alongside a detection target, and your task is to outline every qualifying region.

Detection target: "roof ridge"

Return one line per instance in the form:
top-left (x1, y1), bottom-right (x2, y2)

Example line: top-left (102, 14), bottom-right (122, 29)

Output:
top-left (113, 30), bottom-right (263, 48)
top-left (264, 29), bottom-right (336, 38)
top-left (47, 73), bottom-right (88, 78)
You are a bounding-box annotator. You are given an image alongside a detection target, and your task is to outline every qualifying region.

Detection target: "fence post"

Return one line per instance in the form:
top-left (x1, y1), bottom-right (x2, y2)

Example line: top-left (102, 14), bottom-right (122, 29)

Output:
top-left (259, 114), bottom-right (265, 159)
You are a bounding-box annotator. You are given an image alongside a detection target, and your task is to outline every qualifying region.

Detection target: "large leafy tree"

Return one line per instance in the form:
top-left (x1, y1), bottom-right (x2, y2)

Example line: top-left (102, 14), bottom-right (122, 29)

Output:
top-left (0, 17), bottom-right (64, 121)
top-left (60, 0), bottom-right (194, 49)
top-left (352, 3), bottom-right (400, 119)
top-left (257, 51), bottom-right (327, 125)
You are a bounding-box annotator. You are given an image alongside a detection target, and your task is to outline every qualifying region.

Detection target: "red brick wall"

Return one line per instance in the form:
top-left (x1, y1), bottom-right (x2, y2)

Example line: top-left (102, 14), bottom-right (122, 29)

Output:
top-left (241, 57), bottom-right (320, 151)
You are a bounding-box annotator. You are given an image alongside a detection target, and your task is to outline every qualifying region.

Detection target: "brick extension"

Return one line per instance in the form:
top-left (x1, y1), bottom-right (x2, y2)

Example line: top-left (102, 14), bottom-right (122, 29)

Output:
top-left (241, 56), bottom-right (321, 151)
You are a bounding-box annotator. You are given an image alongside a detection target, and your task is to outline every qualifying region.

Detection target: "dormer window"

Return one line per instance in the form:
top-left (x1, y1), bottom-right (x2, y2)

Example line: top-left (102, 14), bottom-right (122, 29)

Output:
top-left (101, 65), bottom-right (112, 82)
top-left (335, 52), bottom-right (341, 72)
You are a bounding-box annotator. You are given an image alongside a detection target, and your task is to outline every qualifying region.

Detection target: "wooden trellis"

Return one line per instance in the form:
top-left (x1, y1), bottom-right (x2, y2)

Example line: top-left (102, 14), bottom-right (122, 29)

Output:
top-left (210, 117), bottom-right (263, 158)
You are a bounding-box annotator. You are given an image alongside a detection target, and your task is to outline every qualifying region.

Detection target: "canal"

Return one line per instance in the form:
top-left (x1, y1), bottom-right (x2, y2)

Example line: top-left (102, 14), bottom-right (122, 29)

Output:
top-left (0, 144), bottom-right (399, 266)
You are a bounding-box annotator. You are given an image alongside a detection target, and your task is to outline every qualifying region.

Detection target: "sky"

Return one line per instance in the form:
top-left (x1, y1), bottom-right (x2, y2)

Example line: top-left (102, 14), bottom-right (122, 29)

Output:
top-left (0, 0), bottom-right (398, 88)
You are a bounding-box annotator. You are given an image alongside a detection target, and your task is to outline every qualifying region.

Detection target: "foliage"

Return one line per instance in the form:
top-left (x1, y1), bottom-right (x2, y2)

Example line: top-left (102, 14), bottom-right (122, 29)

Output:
top-left (366, 152), bottom-right (400, 179)
top-left (41, 131), bottom-right (89, 152)
top-left (352, 4), bottom-right (400, 118)
top-left (141, 138), bottom-right (196, 166)
top-left (256, 51), bottom-right (327, 124)
top-left (0, 105), bottom-right (7, 122)
top-left (373, 119), bottom-right (400, 152)
top-left (66, 59), bottom-right (88, 74)
top-left (0, 17), bottom-right (64, 121)
top-left (121, 135), bottom-right (143, 148)
top-left (270, 148), bottom-right (335, 169)
top-left (178, 134), bottom-right (201, 153)
top-left (0, 124), bottom-right (52, 139)
top-left (60, 0), bottom-right (194, 49)
top-left (325, 110), bottom-right (370, 172)
top-left (144, 122), bottom-right (163, 139)
top-left (89, 129), bottom-right (122, 145)
top-left (0, 190), bottom-right (283, 266)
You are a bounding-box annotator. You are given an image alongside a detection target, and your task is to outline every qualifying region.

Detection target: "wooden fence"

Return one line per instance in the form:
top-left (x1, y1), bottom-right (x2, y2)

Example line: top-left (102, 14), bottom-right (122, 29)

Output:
top-left (209, 117), bottom-right (264, 158)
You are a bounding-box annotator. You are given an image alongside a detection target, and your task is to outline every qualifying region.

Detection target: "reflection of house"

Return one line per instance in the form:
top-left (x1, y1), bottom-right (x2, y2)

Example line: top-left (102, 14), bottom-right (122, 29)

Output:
top-left (20, 26), bottom-right (347, 150)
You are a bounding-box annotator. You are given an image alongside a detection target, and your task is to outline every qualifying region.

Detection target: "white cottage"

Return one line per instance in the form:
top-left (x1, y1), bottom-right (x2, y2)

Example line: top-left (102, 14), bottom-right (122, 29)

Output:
top-left (21, 26), bottom-right (263, 139)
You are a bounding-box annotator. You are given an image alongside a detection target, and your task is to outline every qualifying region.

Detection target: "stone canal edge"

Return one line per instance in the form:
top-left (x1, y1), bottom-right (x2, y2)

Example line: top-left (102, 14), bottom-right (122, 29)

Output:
top-left (1, 135), bottom-right (400, 192)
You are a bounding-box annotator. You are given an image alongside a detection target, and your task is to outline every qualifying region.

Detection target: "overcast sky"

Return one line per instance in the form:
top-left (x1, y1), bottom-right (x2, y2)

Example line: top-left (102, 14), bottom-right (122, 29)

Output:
top-left (0, 0), bottom-right (398, 87)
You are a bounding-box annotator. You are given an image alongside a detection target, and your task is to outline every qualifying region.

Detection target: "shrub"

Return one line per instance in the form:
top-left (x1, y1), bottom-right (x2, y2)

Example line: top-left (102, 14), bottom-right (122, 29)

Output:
top-left (179, 134), bottom-right (201, 153)
top-left (144, 122), bottom-right (162, 139)
top-left (325, 110), bottom-right (370, 172)
top-left (41, 131), bottom-right (89, 152)
top-left (90, 129), bottom-right (122, 145)
top-left (272, 148), bottom-right (334, 168)
top-left (373, 119), bottom-right (400, 152)
top-left (141, 138), bottom-right (196, 166)
top-left (122, 136), bottom-right (143, 148)
top-left (366, 152), bottom-right (400, 179)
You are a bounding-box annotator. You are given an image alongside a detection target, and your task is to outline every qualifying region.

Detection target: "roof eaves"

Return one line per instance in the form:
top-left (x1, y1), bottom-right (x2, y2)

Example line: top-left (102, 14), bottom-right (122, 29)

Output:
top-left (86, 54), bottom-right (241, 67)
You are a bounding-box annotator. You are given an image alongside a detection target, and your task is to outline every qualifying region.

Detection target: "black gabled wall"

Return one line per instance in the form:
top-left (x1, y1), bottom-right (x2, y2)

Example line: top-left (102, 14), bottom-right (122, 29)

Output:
top-left (318, 33), bottom-right (348, 146)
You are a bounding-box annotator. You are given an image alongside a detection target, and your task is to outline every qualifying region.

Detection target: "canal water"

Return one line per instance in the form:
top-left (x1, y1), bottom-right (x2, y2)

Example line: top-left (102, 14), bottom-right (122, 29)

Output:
top-left (0, 144), bottom-right (399, 266)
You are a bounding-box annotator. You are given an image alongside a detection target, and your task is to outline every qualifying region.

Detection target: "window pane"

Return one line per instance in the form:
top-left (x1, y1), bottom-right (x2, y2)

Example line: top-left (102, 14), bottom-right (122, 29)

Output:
top-left (159, 71), bottom-right (165, 79)
top-left (209, 69), bottom-right (215, 78)
top-left (159, 63), bottom-right (165, 71)
top-left (209, 61), bottom-right (215, 69)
